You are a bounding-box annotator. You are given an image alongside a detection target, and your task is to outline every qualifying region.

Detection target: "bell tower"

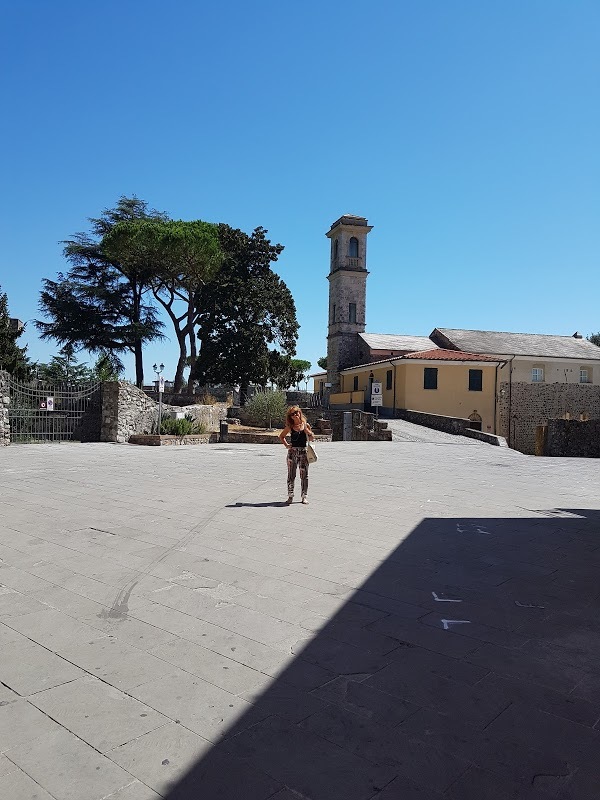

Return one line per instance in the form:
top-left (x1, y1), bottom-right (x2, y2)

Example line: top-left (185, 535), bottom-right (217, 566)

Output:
top-left (326, 214), bottom-right (373, 392)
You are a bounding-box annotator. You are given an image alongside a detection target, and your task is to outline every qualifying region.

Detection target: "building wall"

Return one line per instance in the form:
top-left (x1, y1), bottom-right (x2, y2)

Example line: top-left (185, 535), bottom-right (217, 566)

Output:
top-left (401, 363), bottom-right (497, 433)
top-left (498, 381), bottom-right (600, 455)
top-left (337, 362), bottom-right (497, 431)
top-left (511, 357), bottom-right (597, 384)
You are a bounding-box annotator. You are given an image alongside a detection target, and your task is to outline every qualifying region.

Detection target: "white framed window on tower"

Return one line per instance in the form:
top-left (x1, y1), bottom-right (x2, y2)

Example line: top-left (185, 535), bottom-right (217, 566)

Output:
top-left (531, 367), bottom-right (544, 382)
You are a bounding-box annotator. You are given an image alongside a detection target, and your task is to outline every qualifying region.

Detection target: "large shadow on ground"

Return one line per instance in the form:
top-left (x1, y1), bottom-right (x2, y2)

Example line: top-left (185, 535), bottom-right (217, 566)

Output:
top-left (163, 510), bottom-right (600, 800)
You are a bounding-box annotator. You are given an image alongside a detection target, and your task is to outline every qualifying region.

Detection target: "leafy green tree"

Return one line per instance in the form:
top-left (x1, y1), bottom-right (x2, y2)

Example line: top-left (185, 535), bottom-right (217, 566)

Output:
top-left (588, 333), bottom-right (600, 347)
top-left (103, 218), bottom-right (222, 392)
top-left (245, 389), bottom-right (287, 429)
top-left (36, 196), bottom-right (166, 387)
top-left (317, 356), bottom-right (327, 370)
top-left (0, 286), bottom-right (31, 379)
top-left (290, 359), bottom-right (312, 389)
top-left (36, 344), bottom-right (93, 384)
top-left (193, 225), bottom-right (299, 400)
top-left (92, 353), bottom-right (122, 381)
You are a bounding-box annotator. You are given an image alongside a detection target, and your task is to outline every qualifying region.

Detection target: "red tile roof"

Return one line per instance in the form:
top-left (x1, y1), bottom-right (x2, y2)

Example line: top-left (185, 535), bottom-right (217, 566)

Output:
top-left (404, 349), bottom-right (502, 362)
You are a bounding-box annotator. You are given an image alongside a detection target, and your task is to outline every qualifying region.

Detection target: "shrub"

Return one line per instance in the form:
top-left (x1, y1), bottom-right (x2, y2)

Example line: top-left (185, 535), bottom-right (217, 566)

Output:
top-left (245, 389), bottom-right (287, 429)
top-left (198, 392), bottom-right (218, 405)
top-left (160, 415), bottom-right (207, 436)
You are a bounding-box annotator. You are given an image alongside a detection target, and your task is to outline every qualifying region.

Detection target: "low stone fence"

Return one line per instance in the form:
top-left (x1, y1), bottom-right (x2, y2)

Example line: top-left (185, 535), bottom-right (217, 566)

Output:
top-left (537, 418), bottom-right (600, 458)
top-left (129, 433), bottom-right (218, 446)
top-left (396, 408), bottom-right (468, 435)
top-left (396, 408), bottom-right (507, 447)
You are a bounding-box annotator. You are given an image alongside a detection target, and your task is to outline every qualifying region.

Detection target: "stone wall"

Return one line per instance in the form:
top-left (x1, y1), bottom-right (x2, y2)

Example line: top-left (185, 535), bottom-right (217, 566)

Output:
top-left (396, 408), bottom-right (469, 435)
top-left (101, 382), bottom-right (227, 443)
top-left (498, 382), bottom-right (600, 455)
top-left (0, 371), bottom-right (9, 446)
top-left (541, 419), bottom-right (600, 458)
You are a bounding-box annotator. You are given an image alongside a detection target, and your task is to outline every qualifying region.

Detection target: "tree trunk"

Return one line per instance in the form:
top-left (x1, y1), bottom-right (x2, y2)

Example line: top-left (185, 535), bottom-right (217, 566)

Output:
top-left (132, 281), bottom-right (144, 387)
top-left (173, 334), bottom-right (187, 393)
top-left (134, 339), bottom-right (144, 387)
top-left (185, 328), bottom-right (197, 395)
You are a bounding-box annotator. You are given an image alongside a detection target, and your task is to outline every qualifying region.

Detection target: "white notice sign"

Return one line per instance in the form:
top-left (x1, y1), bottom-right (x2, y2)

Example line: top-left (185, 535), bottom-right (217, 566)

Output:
top-left (371, 382), bottom-right (383, 407)
top-left (158, 376), bottom-right (165, 393)
top-left (46, 397), bottom-right (55, 411)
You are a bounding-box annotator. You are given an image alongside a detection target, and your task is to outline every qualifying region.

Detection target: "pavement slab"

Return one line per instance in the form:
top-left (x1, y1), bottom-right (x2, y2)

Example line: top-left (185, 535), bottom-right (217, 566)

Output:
top-left (1, 438), bottom-right (599, 799)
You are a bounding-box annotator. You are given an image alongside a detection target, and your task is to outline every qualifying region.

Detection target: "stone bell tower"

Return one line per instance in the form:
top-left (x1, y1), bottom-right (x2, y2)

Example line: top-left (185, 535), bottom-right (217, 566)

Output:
top-left (326, 214), bottom-right (373, 392)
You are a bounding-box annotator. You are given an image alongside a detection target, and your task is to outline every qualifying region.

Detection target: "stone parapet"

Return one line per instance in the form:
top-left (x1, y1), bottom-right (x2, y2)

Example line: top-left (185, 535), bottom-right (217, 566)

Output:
top-left (396, 408), bottom-right (469, 435)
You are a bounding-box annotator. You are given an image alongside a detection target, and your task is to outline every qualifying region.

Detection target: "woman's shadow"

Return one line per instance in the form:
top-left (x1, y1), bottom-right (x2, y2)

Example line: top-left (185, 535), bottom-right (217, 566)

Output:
top-left (226, 501), bottom-right (289, 508)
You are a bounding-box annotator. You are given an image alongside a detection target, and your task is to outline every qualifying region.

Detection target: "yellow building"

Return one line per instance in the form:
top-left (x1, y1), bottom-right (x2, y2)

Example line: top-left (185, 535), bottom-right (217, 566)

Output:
top-left (331, 349), bottom-right (503, 433)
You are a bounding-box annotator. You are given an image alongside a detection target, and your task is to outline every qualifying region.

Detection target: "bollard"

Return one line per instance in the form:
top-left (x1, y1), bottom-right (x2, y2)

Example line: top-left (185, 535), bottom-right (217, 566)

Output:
top-left (219, 420), bottom-right (229, 443)
top-left (343, 412), bottom-right (352, 441)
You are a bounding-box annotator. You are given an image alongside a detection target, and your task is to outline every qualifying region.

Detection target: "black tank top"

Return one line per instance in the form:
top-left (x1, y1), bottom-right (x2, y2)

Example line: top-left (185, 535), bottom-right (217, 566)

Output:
top-left (290, 427), bottom-right (307, 447)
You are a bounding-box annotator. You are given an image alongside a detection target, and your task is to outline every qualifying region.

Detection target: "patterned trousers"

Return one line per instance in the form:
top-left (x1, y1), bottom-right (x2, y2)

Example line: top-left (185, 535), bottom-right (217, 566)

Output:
top-left (287, 447), bottom-right (309, 498)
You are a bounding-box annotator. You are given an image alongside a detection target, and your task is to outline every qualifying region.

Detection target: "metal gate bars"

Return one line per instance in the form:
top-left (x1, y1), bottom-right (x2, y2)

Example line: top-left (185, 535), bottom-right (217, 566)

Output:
top-left (7, 376), bottom-right (102, 443)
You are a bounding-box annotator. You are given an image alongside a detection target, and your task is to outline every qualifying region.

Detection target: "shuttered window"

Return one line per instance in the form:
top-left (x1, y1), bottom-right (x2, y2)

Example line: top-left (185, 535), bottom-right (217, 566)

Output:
top-left (468, 369), bottom-right (483, 391)
top-left (424, 368), bottom-right (438, 390)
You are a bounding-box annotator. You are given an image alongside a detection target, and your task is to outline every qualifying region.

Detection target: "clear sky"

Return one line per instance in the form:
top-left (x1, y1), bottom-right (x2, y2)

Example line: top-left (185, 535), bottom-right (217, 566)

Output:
top-left (1, 0), bottom-right (599, 382)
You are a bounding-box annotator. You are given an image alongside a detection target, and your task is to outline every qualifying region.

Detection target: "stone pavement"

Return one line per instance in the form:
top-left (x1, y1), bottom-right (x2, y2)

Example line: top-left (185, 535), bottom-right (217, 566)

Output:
top-left (0, 438), bottom-right (599, 800)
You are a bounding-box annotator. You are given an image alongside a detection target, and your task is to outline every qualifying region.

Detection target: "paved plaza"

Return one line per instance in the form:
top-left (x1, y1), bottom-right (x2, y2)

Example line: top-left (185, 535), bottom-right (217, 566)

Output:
top-left (0, 432), bottom-right (599, 799)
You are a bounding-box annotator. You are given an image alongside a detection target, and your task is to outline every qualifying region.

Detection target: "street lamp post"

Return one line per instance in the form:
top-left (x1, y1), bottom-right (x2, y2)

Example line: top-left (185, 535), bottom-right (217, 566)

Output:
top-left (153, 362), bottom-right (165, 433)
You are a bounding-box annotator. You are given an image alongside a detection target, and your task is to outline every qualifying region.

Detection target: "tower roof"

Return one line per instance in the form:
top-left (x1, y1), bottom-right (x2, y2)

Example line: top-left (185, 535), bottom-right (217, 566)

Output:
top-left (327, 215), bottom-right (372, 236)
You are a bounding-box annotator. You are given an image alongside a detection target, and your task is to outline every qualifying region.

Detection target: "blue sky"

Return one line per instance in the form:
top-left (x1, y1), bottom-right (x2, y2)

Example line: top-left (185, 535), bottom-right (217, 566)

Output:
top-left (1, 0), bottom-right (599, 382)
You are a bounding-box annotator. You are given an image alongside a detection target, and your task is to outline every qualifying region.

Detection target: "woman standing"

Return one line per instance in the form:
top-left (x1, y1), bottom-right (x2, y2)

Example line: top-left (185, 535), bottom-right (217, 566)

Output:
top-left (279, 405), bottom-right (315, 505)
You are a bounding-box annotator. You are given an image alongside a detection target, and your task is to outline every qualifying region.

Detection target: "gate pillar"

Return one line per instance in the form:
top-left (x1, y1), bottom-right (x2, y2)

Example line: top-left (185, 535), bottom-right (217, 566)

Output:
top-left (0, 370), bottom-right (10, 446)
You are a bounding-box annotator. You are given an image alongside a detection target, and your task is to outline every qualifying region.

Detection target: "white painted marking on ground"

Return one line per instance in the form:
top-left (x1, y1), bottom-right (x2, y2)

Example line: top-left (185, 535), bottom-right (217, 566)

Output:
top-left (441, 619), bottom-right (471, 630)
top-left (514, 600), bottom-right (545, 609)
top-left (432, 591), bottom-right (462, 603)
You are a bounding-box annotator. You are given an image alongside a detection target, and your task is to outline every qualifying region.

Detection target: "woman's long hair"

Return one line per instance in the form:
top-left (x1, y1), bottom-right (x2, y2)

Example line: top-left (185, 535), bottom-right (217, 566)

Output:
top-left (285, 405), bottom-right (307, 428)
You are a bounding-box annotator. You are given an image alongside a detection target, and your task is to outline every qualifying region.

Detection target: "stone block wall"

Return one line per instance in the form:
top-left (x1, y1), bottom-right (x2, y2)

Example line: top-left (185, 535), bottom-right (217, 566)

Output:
top-left (0, 371), bottom-right (9, 446)
top-left (498, 382), bottom-right (600, 455)
top-left (101, 382), bottom-right (227, 443)
top-left (542, 419), bottom-right (600, 458)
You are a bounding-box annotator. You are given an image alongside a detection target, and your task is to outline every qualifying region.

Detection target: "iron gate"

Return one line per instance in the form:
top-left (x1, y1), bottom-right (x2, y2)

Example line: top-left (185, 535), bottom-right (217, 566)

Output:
top-left (7, 376), bottom-right (102, 443)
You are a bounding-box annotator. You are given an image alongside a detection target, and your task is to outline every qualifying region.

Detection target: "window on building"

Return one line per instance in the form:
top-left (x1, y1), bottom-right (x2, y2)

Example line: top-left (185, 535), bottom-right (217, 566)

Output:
top-left (353, 375), bottom-right (358, 391)
top-left (386, 369), bottom-right (393, 390)
top-left (333, 239), bottom-right (338, 260)
top-left (423, 367), bottom-right (438, 390)
top-left (580, 368), bottom-right (590, 383)
top-left (532, 367), bottom-right (544, 382)
top-left (331, 304), bottom-right (336, 323)
top-left (348, 303), bottom-right (356, 323)
top-left (349, 237), bottom-right (359, 258)
top-left (468, 369), bottom-right (483, 391)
